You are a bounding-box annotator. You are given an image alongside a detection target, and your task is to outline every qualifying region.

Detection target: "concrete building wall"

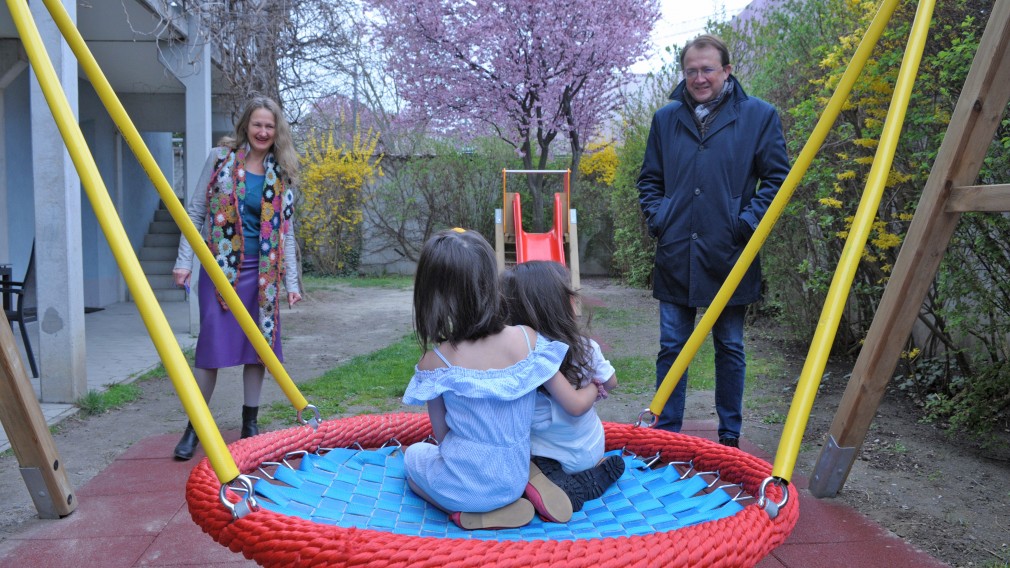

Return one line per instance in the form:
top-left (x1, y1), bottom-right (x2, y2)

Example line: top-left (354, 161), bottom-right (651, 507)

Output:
top-left (78, 86), bottom-right (173, 307)
top-left (3, 74), bottom-right (174, 307)
top-left (79, 117), bottom-right (111, 307)
top-left (3, 69), bottom-right (33, 278)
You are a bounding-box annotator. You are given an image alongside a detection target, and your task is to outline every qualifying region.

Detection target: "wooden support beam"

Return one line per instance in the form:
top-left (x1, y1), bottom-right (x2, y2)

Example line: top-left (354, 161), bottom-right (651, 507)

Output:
top-left (568, 208), bottom-right (581, 316)
top-left (946, 184), bottom-right (1010, 212)
top-left (0, 311), bottom-right (76, 517)
top-left (494, 208), bottom-right (506, 273)
top-left (809, 0), bottom-right (1010, 498)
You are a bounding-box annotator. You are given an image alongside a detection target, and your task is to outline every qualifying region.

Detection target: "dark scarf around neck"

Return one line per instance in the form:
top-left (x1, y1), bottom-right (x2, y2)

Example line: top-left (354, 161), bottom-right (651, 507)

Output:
top-left (686, 77), bottom-right (734, 134)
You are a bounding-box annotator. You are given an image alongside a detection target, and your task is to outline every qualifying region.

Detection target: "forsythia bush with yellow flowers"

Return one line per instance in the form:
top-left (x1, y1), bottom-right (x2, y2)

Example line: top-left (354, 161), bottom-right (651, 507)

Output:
top-left (298, 128), bottom-right (381, 275)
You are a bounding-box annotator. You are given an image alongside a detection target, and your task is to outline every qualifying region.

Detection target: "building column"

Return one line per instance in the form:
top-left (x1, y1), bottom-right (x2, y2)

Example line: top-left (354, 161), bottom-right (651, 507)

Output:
top-left (29, 0), bottom-right (87, 402)
top-left (160, 12), bottom-right (211, 336)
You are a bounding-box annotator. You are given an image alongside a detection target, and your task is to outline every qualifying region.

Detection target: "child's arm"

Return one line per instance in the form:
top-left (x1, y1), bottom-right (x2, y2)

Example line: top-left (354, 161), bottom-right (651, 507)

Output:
top-left (590, 372), bottom-right (618, 401)
top-left (427, 395), bottom-right (449, 442)
top-left (600, 373), bottom-right (618, 392)
top-left (587, 338), bottom-right (617, 395)
top-left (543, 372), bottom-right (599, 416)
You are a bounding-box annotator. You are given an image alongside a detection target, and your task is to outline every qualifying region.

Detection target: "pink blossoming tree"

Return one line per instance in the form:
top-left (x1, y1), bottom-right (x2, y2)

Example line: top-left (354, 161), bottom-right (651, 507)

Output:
top-left (366, 0), bottom-right (660, 229)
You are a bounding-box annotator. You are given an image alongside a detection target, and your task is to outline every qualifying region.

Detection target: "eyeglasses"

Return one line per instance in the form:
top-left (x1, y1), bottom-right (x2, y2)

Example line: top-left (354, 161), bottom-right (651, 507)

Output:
top-left (684, 66), bottom-right (724, 79)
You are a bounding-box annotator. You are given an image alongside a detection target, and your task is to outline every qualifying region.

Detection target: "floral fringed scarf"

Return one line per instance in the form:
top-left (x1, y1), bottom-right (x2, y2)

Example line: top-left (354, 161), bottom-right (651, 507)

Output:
top-left (205, 145), bottom-right (294, 347)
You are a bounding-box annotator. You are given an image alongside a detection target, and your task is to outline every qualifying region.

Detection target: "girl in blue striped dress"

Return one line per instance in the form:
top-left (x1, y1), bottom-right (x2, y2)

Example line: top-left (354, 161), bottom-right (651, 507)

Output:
top-left (403, 229), bottom-right (599, 529)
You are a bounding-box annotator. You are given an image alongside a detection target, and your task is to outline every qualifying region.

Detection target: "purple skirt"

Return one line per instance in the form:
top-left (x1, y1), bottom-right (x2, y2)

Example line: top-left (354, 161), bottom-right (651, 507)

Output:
top-left (195, 257), bottom-right (284, 369)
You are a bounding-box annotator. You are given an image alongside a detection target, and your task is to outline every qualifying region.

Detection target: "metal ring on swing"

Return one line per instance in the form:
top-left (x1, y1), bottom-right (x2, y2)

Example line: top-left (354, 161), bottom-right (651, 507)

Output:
top-left (219, 474), bottom-right (259, 520)
top-left (757, 476), bottom-right (790, 519)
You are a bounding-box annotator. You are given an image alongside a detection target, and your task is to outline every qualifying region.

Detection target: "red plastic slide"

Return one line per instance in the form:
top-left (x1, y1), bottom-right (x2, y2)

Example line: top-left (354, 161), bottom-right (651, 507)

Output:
top-left (513, 192), bottom-right (566, 266)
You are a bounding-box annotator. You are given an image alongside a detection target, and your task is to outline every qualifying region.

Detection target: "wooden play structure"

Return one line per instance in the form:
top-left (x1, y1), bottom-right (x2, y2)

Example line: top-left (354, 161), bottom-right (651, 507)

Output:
top-left (494, 169), bottom-right (580, 292)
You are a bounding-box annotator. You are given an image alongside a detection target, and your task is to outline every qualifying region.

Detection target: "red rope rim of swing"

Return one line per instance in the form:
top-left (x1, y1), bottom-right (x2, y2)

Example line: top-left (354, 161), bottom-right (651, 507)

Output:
top-left (186, 412), bottom-right (798, 568)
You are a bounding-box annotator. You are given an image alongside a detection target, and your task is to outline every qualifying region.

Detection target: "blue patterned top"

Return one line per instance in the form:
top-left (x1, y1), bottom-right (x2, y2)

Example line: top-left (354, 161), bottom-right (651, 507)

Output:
top-left (242, 172), bottom-right (264, 255)
top-left (402, 332), bottom-right (567, 512)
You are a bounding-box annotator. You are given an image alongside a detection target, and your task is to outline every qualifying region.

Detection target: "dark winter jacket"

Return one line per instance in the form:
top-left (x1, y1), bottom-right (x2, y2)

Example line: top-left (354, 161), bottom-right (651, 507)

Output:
top-left (636, 77), bottom-right (790, 307)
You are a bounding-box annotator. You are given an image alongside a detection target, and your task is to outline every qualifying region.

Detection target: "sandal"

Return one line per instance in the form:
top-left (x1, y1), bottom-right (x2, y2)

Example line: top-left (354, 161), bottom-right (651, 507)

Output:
top-left (450, 498), bottom-right (535, 530)
top-left (525, 461), bottom-right (574, 523)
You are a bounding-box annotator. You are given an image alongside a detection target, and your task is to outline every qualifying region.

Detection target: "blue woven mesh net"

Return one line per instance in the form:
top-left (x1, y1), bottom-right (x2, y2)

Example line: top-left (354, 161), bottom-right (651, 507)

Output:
top-left (252, 445), bottom-right (745, 541)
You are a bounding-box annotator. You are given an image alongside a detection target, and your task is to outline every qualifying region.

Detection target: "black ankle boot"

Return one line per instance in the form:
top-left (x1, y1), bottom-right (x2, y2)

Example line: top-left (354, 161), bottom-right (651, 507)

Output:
top-left (569, 455), bottom-right (626, 505)
top-left (531, 455), bottom-right (625, 512)
top-left (241, 405), bottom-right (259, 439)
top-left (174, 423), bottom-right (198, 460)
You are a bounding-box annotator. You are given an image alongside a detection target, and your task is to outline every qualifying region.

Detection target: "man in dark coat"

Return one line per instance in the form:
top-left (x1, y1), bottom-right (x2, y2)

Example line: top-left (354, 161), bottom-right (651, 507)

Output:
top-left (636, 34), bottom-right (790, 446)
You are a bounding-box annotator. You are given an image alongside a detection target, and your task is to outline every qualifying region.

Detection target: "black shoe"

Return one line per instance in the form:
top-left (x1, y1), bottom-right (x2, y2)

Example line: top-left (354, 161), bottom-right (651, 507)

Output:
top-left (719, 436), bottom-right (739, 448)
top-left (569, 455), bottom-right (625, 508)
top-left (174, 423), bottom-right (198, 460)
top-left (532, 455), bottom-right (625, 512)
top-left (241, 405), bottom-right (259, 439)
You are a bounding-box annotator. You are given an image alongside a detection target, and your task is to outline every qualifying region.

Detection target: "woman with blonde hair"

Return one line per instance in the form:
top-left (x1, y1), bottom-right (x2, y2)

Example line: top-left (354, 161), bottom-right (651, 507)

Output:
top-left (171, 95), bottom-right (302, 460)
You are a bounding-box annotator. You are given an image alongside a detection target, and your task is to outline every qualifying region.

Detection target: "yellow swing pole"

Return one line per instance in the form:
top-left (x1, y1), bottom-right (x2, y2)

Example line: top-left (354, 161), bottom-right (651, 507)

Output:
top-left (648, 0), bottom-right (902, 420)
top-left (4, 0), bottom-right (241, 481)
top-left (772, 0), bottom-right (936, 482)
top-left (40, 0), bottom-right (310, 419)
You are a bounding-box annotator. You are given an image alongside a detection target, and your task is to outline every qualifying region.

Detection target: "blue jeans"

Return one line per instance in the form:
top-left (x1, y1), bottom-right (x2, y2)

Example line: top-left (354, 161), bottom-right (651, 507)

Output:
top-left (654, 302), bottom-right (747, 440)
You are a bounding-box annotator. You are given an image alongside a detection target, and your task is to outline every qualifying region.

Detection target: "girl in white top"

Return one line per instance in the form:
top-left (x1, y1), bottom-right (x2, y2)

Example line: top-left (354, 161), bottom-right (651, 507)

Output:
top-left (403, 230), bottom-right (599, 529)
top-left (503, 261), bottom-right (624, 515)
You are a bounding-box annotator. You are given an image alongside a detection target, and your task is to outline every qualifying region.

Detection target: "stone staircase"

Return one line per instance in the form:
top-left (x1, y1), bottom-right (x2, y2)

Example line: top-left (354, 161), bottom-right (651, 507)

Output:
top-left (137, 205), bottom-right (185, 302)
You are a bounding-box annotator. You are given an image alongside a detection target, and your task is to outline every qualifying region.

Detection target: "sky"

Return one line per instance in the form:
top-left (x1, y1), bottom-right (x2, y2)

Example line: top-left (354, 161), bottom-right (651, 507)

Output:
top-left (631, 0), bottom-right (756, 73)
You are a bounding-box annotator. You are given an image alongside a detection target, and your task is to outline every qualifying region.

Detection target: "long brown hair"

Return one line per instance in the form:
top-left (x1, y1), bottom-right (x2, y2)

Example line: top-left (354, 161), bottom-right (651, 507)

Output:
top-left (503, 261), bottom-right (592, 388)
top-left (413, 229), bottom-right (506, 351)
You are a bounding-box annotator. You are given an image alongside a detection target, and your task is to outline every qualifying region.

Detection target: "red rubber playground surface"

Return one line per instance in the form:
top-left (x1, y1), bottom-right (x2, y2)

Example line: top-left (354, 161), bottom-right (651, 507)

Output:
top-left (0, 420), bottom-right (948, 568)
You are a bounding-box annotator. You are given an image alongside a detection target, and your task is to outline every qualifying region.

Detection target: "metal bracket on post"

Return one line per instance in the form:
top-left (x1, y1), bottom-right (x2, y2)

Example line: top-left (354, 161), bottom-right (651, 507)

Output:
top-left (808, 435), bottom-right (857, 498)
top-left (20, 466), bottom-right (70, 519)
